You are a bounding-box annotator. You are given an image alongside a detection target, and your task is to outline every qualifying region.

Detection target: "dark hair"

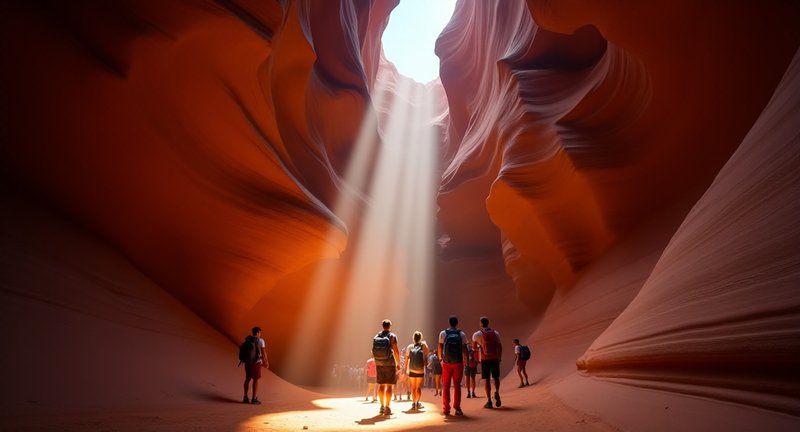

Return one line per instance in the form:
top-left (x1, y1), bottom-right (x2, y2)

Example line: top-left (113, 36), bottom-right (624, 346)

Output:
top-left (382, 319), bottom-right (392, 329)
top-left (251, 326), bottom-right (262, 335)
top-left (413, 331), bottom-right (422, 343)
top-left (480, 316), bottom-right (489, 327)
top-left (449, 315), bottom-right (458, 327)
top-left (513, 338), bottom-right (520, 344)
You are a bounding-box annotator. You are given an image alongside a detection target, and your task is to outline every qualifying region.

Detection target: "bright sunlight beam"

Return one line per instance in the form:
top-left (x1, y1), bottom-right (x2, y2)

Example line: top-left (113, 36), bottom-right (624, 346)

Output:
top-left (382, 0), bottom-right (457, 83)
top-left (281, 71), bottom-right (442, 388)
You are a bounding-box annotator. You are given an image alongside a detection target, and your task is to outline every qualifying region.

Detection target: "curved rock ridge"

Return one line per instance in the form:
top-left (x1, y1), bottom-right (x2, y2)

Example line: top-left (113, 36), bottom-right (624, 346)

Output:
top-left (577, 47), bottom-right (800, 415)
top-left (435, 1), bottom-right (650, 311)
top-left (436, 0), bottom-right (800, 421)
top-left (0, 0), bottom-right (395, 343)
top-left (2, 0), bottom-right (800, 428)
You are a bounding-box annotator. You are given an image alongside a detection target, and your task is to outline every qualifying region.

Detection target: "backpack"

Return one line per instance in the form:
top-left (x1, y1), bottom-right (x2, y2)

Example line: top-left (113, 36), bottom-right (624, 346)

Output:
top-left (443, 329), bottom-right (463, 363)
top-left (372, 331), bottom-right (393, 366)
top-left (238, 335), bottom-right (260, 365)
top-left (408, 343), bottom-right (424, 371)
top-left (519, 345), bottom-right (531, 361)
top-left (480, 328), bottom-right (500, 360)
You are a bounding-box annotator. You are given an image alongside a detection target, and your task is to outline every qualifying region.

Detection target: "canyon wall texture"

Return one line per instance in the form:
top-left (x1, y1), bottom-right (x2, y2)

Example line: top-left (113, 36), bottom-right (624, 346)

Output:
top-left (1, 0), bottom-right (799, 430)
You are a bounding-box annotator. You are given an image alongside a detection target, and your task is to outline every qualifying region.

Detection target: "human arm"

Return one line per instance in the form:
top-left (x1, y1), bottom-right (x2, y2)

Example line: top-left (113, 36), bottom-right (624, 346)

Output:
top-left (496, 331), bottom-right (502, 362)
top-left (260, 339), bottom-right (269, 368)
top-left (392, 335), bottom-right (401, 370)
top-left (461, 332), bottom-right (469, 365)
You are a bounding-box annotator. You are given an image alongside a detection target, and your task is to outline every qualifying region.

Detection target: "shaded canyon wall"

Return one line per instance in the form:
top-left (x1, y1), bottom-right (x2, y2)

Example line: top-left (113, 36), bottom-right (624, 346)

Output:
top-left (1, 0), bottom-right (799, 429)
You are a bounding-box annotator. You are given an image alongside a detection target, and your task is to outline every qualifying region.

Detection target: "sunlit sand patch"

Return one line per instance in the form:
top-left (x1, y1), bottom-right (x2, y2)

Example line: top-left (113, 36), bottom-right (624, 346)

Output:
top-left (240, 397), bottom-right (442, 431)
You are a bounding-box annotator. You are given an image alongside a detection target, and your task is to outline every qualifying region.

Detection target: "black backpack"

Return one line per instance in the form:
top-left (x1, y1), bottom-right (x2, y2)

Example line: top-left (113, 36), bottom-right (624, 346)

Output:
top-left (238, 335), bottom-right (260, 365)
top-left (408, 343), bottom-right (424, 370)
top-left (443, 329), bottom-right (463, 363)
top-left (519, 345), bottom-right (531, 361)
top-left (372, 331), bottom-right (393, 366)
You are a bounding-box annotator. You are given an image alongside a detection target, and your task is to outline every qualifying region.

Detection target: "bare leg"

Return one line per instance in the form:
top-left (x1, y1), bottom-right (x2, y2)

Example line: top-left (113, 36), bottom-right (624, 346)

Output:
top-left (385, 385), bottom-right (394, 410)
top-left (378, 384), bottom-right (387, 408)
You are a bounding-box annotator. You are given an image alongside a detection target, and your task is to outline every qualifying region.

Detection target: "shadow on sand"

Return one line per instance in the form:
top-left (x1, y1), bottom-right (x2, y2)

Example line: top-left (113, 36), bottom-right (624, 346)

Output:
top-left (187, 389), bottom-right (243, 404)
top-left (356, 414), bottom-right (392, 425)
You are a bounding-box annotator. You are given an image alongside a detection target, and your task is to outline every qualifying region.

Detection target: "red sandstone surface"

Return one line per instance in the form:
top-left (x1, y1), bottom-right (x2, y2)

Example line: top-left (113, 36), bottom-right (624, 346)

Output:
top-left (1, 1), bottom-right (799, 431)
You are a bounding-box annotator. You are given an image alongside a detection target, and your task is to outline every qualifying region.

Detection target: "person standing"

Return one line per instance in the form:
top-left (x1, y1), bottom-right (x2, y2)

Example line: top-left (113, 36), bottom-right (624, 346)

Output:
top-left (242, 326), bottom-right (269, 405)
top-left (465, 343), bottom-right (478, 398)
top-left (513, 339), bottom-right (531, 387)
top-left (438, 315), bottom-right (468, 416)
top-left (473, 316), bottom-right (502, 409)
top-left (372, 319), bottom-right (401, 416)
top-left (404, 331), bottom-right (429, 410)
top-left (365, 356), bottom-right (378, 402)
top-left (428, 352), bottom-right (442, 395)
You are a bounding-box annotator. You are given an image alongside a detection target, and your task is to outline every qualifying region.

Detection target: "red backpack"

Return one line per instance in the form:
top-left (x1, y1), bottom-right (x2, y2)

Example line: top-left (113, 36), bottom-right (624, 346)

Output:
top-left (479, 328), bottom-right (500, 360)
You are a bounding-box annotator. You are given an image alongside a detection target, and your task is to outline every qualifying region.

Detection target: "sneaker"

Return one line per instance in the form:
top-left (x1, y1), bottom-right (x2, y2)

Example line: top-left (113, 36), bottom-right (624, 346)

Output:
top-left (494, 392), bottom-right (501, 407)
top-left (379, 405), bottom-right (385, 415)
top-left (483, 401), bottom-right (493, 409)
top-left (251, 398), bottom-right (261, 405)
top-left (384, 407), bottom-right (392, 416)
top-left (466, 393), bottom-right (471, 398)
top-left (455, 408), bottom-right (463, 416)
top-left (242, 396), bottom-right (250, 404)
top-left (525, 382), bottom-right (530, 386)
top-left (518, 383), bottom-right (525, 388)
top-left (471, 392), bottom-right (477, 398)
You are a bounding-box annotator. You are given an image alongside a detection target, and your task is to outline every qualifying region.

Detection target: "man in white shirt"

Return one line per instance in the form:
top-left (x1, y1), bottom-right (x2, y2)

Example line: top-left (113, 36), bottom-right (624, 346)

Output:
top-left (243, 326), bottom-right (269, 405)
top-left (438, 315), bottom-right (468, 416)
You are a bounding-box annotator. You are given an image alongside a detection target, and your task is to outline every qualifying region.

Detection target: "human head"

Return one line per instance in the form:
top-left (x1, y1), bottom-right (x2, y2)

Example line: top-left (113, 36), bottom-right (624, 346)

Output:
top-left (449, 315), bottom-right (458, 327)
top-left (413, 331), bottom-right (422, 343)
top-left (513, 338), bottom-right (520, 345)
top-left (251, 326), bottom-right (262, 336)
top-left (382, 319), bottom-right (392, 330)
top-left (480, 316), bottom-right (489, 327)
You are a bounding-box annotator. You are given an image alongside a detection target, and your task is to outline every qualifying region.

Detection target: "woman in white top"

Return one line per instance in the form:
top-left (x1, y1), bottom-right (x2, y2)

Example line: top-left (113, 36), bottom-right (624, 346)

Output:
top-left (404, 331), bottom-right (430, 410)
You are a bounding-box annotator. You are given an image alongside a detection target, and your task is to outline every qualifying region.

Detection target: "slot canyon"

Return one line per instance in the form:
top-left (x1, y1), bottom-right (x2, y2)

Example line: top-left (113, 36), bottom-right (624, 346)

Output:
top-left (1, 1), bottom-right (799, 431)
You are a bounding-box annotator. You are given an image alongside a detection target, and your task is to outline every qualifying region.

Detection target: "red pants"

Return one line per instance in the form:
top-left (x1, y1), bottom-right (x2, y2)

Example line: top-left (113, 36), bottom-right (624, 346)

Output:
top-left (441, 361), bottom-right (464, 411)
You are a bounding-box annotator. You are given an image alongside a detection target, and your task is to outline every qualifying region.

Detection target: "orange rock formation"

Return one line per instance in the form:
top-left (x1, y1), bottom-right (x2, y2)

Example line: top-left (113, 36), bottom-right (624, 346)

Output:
top-left (1, 1), bottom-right (798, 430)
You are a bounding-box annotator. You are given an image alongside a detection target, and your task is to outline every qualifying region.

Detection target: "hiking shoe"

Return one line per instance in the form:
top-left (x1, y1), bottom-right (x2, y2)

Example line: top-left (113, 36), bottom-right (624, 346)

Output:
top-left (242, 396), bottom-right (250, 404)
top-left (379, 406), bottom-right (385, 415)
top-left (384, 407), bottom-right (392, 416)
top-left (483, 401), bottom-right (493, 409)
top-left (494, 392), bottom-right (501, 407)
top-left (251, 398), bottom-right (261, 405)
top-left (455, 408), bottom-right (463, 416)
